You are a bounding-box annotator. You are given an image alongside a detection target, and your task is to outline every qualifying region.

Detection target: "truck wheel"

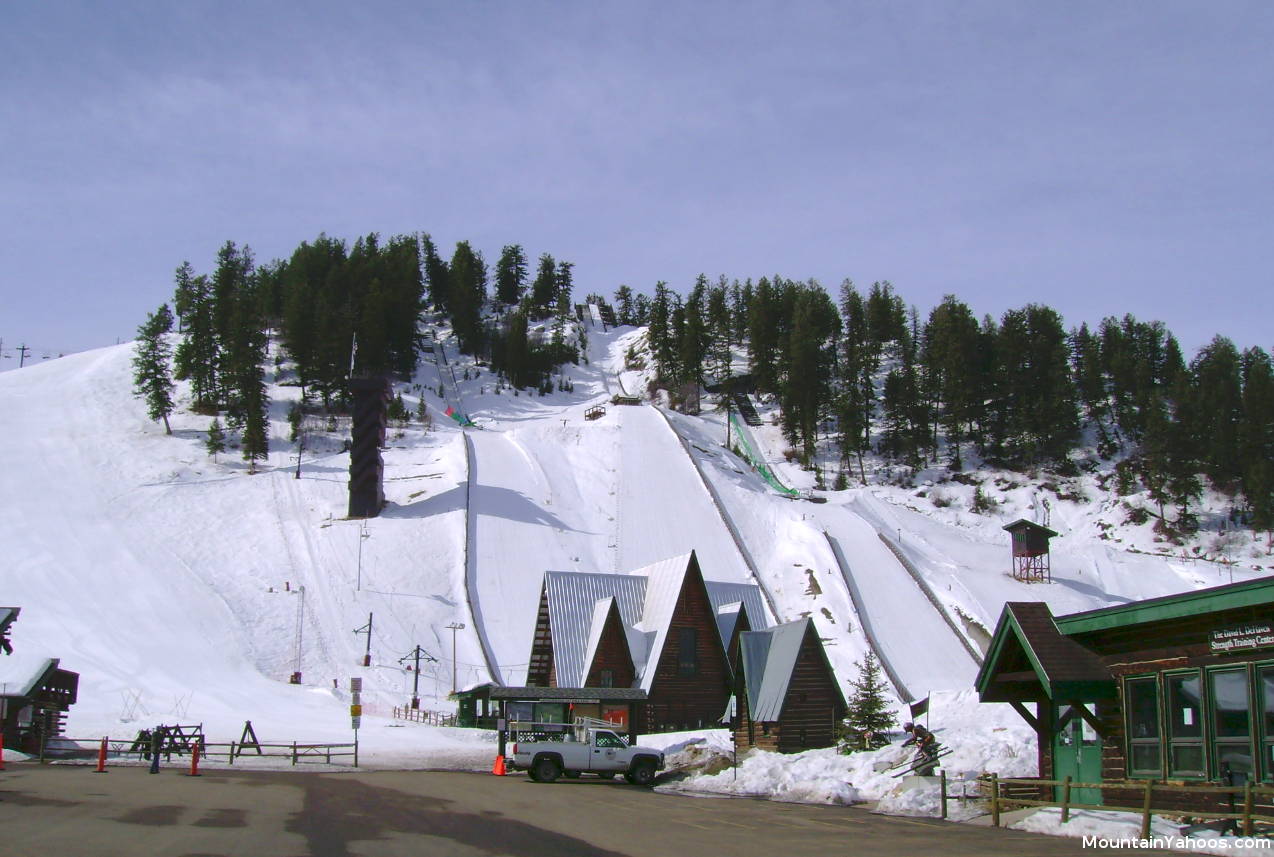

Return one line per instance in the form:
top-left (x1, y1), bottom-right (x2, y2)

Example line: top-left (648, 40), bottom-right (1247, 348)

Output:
top-left (533, 757), bottom-right (561, 783)
top-left (629, 760), bottom-right (657, 786)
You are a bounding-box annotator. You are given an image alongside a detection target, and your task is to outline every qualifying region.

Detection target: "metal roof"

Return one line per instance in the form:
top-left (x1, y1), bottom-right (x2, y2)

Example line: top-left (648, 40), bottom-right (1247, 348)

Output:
top-left (634, 553), bottom-right (695, 692)
top-left (740, 618), bottom-right (812, 722)
top-left (976, 602), bottom-right (1114, 703)
top-left (541, 551), bottom-right (770, 692)
top-left (544, 571), bottom-right (646, 688)
top-left (0, 655), bottom-right (61, 698)
top-left (1056, 575), bottom-right (1274, 635)
top-left (705, 581), bottom-right (769, 638)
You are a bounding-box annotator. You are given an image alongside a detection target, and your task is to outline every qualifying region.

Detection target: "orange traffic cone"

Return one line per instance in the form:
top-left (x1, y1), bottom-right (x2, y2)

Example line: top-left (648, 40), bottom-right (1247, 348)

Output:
top-left (492, 754), bottom-right (506, 776)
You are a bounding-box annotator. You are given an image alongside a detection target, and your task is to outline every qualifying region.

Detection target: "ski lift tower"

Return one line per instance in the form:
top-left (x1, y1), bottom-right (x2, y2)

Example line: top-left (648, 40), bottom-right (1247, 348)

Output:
top-left (1002, 519), bottom-right (1058, 583)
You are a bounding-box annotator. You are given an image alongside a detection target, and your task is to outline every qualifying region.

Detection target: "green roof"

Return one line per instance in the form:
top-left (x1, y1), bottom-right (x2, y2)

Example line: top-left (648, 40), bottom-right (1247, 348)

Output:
top-left (1056, 576), bottom-right (1274, 636)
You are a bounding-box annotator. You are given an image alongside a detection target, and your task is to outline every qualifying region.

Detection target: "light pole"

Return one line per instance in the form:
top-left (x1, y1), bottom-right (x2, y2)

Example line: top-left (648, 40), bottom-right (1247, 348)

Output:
top-left (356, 521), bottom-right (370, 591)
top-left (289, 585), bottom-right (306, 684)
top-left (446, 622), bottom-right (465, 696)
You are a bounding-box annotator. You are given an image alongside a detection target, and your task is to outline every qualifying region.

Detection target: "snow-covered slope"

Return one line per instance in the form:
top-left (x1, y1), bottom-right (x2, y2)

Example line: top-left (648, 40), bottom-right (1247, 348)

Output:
top-left (2, 321), bottom-right (1267, 772)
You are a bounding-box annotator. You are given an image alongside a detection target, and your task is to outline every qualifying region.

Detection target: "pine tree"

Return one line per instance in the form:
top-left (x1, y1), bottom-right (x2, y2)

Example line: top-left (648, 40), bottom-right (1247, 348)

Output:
top-left (205, 417), bottom-right (226, 462)
top-left (132, 304), bottom-right (176, 434)
top-left (843, 651), bottom-right (896, 750)
top-left (174, 272), bottom-right (219, 411)
top-left (420, 233), bottom-right (451, 312)
top-left (494, 244), bottom-right (528, 306)
top-left (613, 284), bottom-right (635, 325)
top-left (529, 253), bottom-right (557, 318)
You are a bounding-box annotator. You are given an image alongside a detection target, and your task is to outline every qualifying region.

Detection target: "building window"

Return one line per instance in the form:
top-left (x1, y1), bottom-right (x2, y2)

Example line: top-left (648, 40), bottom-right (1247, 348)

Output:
top-left (1126, 676), bottom-right (1161, 776)
top-left (1167, 671), bottom-right (1205, 777)
top-left (1210, 668), bottom-right (1254, 784)
top-left (677, 628), bottom-right (698, 676)
top-left (598, 668), bottom-right (614, 688)
top-left (1260, 666), bottom-right (1274, 783)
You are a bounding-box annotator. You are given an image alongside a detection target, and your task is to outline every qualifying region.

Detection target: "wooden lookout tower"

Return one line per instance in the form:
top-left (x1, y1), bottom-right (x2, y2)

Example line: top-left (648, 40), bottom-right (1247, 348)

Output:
top-left (1002, 519), bottom-right (1058, 583)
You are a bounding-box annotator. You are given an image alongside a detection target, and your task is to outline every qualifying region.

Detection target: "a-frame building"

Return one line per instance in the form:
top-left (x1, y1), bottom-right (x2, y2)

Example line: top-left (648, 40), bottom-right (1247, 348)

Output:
top-left (524, 551), bottom-right (769, 733)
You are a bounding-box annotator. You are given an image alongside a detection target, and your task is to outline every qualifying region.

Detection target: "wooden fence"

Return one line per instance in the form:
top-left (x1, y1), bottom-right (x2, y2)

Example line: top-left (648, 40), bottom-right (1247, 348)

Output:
top-left (984, 774), bottom-right (1274, 838)
top-left (392, 706), bottom-right (457, 727)
top-left (63, 737), bottom-right (359, 767)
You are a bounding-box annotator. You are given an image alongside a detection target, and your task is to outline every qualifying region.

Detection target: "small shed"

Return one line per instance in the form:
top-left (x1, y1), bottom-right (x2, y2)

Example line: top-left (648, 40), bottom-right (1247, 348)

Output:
top-left (732, 618), bottom-right (846, 754)
top-left (453, 682), bottom-right (499, 729)
top-left (1002, 519), bottom-right (1058, 582)
top-left (490, 686), bottom-right (647, 756)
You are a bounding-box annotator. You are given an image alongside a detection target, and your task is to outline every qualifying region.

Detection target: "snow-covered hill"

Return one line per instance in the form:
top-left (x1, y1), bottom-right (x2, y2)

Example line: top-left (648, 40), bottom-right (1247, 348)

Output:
top-left (1, 321), bottom-right (1268, 775)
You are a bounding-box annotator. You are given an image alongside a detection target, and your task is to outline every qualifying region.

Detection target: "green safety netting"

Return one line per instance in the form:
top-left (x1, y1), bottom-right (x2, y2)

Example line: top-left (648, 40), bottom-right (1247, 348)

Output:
top-left (728, 412), bottom-right (799, 496)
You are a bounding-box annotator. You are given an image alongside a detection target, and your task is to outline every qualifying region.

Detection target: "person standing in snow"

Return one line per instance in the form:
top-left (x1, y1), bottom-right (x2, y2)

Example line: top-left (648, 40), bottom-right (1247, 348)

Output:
top-left (901, 722), bottom-right (940, 775)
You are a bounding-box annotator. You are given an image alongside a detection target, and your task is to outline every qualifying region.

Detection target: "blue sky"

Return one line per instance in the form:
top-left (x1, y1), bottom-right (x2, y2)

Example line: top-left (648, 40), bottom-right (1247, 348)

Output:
top-left (3, 1), bottom-right (1271, 364)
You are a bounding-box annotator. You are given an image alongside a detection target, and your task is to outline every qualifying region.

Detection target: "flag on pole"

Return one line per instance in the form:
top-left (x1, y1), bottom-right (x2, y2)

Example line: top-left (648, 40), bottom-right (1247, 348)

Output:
top-left (909, 695), bottom-right (930, 719)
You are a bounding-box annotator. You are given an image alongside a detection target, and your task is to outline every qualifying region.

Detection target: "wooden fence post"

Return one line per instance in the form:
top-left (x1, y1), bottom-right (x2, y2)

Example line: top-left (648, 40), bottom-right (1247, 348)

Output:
top-left (292, 741), bottom-right (298, 766)
top-left (1243, 781), bottom-right (1254, 836)
top-left (990, 774), bottom-right (1000, 827)
top-left (1140, 780), bottom-right (1153, 840)
top-left (1061, 776), bottom-right (1072, 824)
top-left (940, 770), bottom-right (947, 820)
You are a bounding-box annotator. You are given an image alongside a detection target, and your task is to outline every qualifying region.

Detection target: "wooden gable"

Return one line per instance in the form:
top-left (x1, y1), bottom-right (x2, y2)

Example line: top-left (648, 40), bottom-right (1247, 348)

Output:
top-left (644, 553), bottom-right (733, 732)
top-left (774, 621), bottom-right (845, 752)
top-left (525, 583), bottom-right (554, 687)
top-left (584, 599), bottom-right (636, 688)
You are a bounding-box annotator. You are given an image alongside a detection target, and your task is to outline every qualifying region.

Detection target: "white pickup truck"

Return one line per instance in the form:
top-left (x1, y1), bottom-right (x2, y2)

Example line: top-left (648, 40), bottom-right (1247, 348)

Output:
top-left (509, 719), bottom-right (665, 785)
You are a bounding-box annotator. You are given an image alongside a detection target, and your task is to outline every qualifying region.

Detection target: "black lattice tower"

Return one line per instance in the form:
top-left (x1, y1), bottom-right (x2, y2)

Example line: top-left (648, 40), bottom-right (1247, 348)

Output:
top-left (1002, 519), bottom-right (1058, 583)
top-left (348, 376), bottom-right (391, 518)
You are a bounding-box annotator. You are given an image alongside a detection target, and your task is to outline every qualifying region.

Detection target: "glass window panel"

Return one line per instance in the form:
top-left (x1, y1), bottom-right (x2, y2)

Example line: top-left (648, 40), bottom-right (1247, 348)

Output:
top-left (1216, 744), bottom-right (1254, 782)
top-left (1080, 705), bottom-right (1098, 745)
top-left (1127, 678), bottom-right (1160, 739)
top-left (1211, 670), bottom-right (1251, 739)
top-left (1169, 674), bottom-right (1203, 738)
top-left (1131, 744), bottom-right (1161, 772)
top-left (1262, 668), bottom-right (1274, 736)
top-left (1171, 744), bottom-right (1205, 774)
top-left (535, 703), bottom-right (565, 724)
top-left (678, 628), bottom-right (698, 676)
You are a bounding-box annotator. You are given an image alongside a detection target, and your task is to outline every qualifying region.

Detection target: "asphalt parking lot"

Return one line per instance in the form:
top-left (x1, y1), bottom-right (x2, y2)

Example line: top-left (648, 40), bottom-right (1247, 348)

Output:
top-left (0, 762), bottom-right (1161, 856)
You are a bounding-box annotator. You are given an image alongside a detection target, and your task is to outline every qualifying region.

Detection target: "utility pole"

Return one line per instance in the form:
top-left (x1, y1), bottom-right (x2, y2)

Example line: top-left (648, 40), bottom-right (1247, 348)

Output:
top-left (446, 622), bottom-right (465, 696)
top-left (353, 613), bottom-right (373, 666)
top-left (17, 344), bottom-right (30, 369)
top-left (399, 645), bottom-right (436, 710)
top-left (355, 521), bottom-right (370, 591)
top-left (289, 585), bottom-right (306, 684)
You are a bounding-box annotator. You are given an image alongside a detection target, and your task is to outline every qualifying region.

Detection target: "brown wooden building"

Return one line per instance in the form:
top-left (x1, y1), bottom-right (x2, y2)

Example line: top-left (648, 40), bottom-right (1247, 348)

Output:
top-left (1, 607), bottom-right (81, 755)
top-left (732, 617), bottom-right (846, 754)
top-left (977, 577), bottom-right (1274, 811)
top-left (524, 551), bottom-right (769, 734)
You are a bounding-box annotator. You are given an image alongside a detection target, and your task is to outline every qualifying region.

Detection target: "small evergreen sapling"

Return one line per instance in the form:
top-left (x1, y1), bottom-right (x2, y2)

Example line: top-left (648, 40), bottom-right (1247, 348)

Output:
top-left (842, 651), bottom-right (896, 752)
top-left (206, 418), bottom-right (226, 462)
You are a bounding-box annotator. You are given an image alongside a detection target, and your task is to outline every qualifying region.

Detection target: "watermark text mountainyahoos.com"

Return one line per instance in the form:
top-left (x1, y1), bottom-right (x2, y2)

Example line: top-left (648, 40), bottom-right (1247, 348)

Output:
top-left (1084, 834), bottom-right (1271, 850)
